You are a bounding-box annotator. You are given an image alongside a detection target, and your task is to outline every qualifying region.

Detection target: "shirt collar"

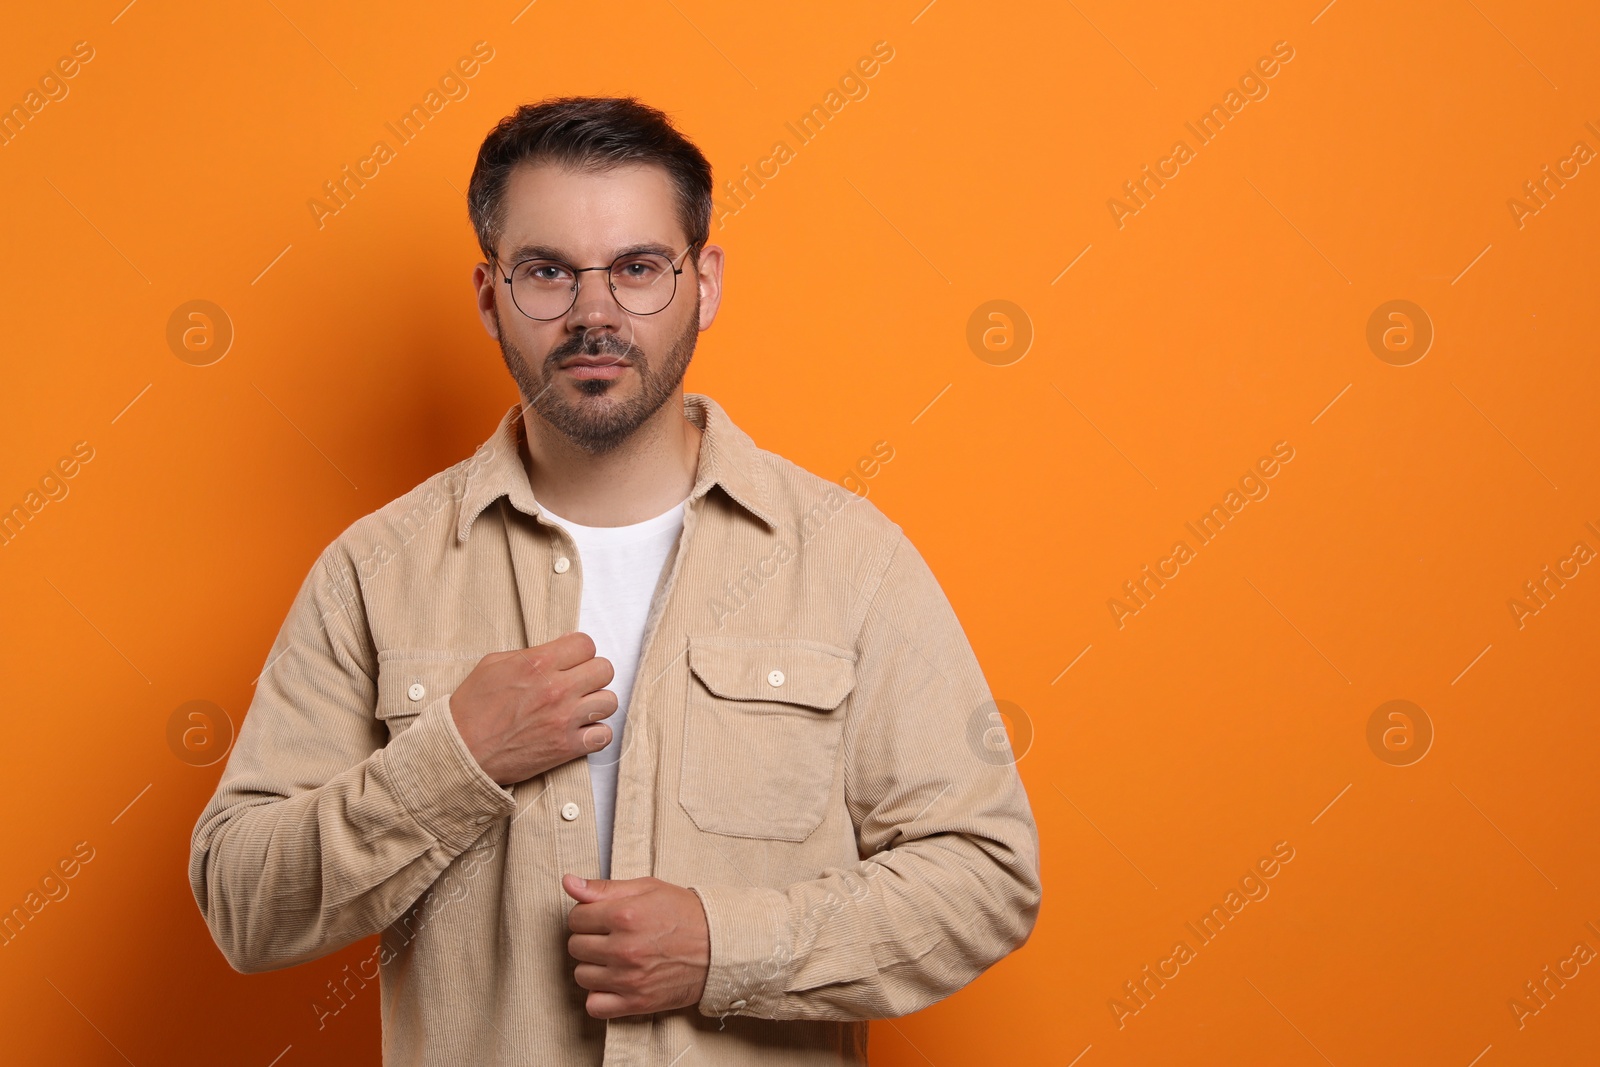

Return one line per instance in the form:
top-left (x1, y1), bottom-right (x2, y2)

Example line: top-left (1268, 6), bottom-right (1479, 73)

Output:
top-left (455, 391), bottom-right (778, 544)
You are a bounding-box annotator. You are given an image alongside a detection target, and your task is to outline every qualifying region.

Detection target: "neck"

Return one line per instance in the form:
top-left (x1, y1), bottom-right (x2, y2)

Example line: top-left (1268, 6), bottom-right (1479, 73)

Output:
top-left (518, 390), bottom-right (702, 527)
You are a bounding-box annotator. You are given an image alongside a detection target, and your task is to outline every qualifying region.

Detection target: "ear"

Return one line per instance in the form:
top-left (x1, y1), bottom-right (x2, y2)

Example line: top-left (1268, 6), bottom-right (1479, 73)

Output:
top-left (472, 260), bottom-right (502, 340)
top-left (692, 243), bottom-right (725, 330)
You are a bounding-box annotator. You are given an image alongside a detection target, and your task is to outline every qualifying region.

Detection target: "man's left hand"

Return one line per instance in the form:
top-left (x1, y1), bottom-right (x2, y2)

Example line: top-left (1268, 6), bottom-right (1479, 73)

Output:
top-left (562, 873), bottom-right (711, 1019)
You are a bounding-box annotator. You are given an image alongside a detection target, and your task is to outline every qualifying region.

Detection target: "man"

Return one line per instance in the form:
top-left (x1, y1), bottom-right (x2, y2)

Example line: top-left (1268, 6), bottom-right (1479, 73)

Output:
top-left (189, 95), bottom-right (1041, 1065)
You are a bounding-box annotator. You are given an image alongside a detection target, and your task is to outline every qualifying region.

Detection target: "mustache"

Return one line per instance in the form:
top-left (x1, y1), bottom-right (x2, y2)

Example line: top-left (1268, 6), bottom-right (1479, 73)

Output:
top-left (549, 328), bottom-right (644, 366)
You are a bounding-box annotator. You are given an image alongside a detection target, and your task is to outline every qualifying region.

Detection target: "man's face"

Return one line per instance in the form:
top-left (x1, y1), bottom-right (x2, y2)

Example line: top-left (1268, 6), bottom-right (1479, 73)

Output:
top-left (472, 162), bottom-right (724, 454)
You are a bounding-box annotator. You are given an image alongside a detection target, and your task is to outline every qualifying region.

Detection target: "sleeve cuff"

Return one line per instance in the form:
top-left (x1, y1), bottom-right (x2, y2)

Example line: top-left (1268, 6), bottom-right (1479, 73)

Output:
top-left (380, 694), bottom-right (517, 853)
top-left (686, 882), bottom-right (792, 1016)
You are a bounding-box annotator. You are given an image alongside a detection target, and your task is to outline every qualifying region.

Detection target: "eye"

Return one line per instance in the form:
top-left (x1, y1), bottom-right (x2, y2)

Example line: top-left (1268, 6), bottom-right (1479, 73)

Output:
top-left (612, 255), bottom-right (669, 283)
top-left (516, 260), bottom-right (572, 284)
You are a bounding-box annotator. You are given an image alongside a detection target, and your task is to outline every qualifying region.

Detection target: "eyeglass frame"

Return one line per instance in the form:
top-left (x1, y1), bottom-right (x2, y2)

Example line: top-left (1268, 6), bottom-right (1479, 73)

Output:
top-left (496, 243), bottom-right (700, 321)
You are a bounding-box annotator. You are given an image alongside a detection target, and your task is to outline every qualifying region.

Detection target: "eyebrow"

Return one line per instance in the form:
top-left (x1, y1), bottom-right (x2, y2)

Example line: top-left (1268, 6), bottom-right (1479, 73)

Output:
top-left (501, 240), bottom-right (680, 264)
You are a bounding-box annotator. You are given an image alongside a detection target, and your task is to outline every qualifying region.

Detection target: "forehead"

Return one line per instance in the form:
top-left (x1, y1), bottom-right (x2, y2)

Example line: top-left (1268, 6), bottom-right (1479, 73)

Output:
top-left (498, 161), bottom-right (686, 260)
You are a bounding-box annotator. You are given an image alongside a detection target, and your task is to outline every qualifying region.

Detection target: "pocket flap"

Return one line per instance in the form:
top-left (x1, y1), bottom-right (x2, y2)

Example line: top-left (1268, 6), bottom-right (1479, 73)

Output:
top-left (686, 636), bottom-right (857, 710)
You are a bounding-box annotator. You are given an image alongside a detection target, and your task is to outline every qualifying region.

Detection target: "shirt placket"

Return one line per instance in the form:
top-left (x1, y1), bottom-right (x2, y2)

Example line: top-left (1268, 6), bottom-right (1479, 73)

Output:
top-left (606, 490), bottom-right (708, 1066)
top-left (501, 482), bottom-right (712, 1067)
top-left (502, 502), bottom-right (601, 890)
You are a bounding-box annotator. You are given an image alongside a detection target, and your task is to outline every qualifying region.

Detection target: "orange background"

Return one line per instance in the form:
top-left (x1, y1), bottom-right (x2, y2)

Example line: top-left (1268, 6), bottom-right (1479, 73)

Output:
top-left (2, 1), bottom-right (1597, 1064)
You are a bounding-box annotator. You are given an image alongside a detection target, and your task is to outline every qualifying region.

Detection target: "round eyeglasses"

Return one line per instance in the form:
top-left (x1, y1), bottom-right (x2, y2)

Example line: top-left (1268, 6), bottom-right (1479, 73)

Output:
top-left (499, 246), bottom-right (695, 320)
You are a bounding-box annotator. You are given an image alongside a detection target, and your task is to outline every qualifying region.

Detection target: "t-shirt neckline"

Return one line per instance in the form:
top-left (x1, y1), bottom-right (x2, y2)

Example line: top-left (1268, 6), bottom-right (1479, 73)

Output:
top-left (536, 495), bottom-right (688, 545)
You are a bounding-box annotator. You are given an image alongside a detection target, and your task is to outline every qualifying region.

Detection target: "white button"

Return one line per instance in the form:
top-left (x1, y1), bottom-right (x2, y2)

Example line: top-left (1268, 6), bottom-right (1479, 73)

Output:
top-left (560, 801), bottom-right (580, 821)
top-left (767, 669), bottom-right (785, 688)
top-left (553, 556), bottom-right (571, 573)
top-left (729, 999), bottom-right (747, 1010)
top-left (407, 682), bottom-right (426, 701)
top-left (473, 814), bottom-right (490, 826)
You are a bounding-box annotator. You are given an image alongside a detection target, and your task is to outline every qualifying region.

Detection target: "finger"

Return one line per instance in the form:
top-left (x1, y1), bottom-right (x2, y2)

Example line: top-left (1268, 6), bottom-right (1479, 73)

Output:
top-left (574, 689), bottom-right (619, 724)
top-left (563, 873), bottom-right (628, 907)
top-left (564, 653), bottom-right (616, 696)
top-left (566, 932), bottom-right (613, 963)
top-left (564, 873), bottom-right (651, 908)
top-left (572, 961), bottom-right (622, 994)
top-left (584, 990), bottom-right (636, 1020)
top-left (565, 902), bottom-right (611, 934)
top-left (536, 630), bottom-right (598, 672)
top-left (578, 723), bottom-right (611, 752)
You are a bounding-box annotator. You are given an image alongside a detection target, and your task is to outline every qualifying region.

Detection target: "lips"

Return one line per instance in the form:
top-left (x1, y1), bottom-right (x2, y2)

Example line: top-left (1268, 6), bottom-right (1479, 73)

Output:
top-left (559, 355), bottom-right (631, 381)
top-left (559, 355), bottom-right (631, 369)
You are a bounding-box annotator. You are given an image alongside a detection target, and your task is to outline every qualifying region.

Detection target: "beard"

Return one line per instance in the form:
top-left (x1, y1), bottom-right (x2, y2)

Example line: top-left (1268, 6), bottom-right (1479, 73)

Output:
top-left (494, 295), bottom-right (699, 455)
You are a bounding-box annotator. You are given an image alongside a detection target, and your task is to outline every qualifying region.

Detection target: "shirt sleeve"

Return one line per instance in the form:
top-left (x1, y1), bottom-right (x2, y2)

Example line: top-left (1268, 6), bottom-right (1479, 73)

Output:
top-left (687, 528), bottom-right (1043, 1020)
top-left (186, 540), bottom-right (518, 974)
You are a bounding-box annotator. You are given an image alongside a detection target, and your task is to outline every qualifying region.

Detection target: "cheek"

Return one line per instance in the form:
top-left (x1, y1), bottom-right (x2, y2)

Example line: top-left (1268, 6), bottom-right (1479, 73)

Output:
top-left (498, 321), bottom-right (541, 365)
top-left (656, 308), bottom-right (697, 362)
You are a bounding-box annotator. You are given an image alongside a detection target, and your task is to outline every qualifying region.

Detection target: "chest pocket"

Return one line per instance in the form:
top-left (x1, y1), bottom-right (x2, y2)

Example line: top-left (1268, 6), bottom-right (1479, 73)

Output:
top-left (679, 636), bottom-right (857, 842)
top-left (376, 649), bottom-right (506, 853)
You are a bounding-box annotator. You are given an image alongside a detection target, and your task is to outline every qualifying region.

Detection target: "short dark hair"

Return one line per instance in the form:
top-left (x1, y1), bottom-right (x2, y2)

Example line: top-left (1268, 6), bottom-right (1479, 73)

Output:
top-left (466, 96), bottom-right (713, 266)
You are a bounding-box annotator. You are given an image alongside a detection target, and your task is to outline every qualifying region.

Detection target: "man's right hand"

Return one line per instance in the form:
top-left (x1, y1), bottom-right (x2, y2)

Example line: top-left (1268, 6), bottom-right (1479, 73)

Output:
top-left (448, 631), bottom-right (617, 786)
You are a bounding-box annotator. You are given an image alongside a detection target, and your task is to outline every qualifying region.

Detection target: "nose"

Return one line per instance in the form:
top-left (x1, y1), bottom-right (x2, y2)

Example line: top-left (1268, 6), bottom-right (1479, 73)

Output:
top-left (565, 266), bottom-right (623, 333)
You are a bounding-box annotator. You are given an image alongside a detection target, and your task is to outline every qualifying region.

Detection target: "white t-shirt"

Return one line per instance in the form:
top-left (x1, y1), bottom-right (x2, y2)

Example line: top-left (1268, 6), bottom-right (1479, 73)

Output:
top-left (534, 495), bottom-right (687, 879)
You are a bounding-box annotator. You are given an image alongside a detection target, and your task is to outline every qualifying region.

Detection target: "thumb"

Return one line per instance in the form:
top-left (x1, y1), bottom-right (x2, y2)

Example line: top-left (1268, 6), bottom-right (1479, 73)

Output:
top-left (562, 872), bottom-right (606, 901)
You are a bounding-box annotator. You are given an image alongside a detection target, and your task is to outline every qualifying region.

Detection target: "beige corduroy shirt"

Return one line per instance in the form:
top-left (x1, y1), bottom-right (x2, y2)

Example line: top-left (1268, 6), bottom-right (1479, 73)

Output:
top-left (188, 391), bottom-right (1041, 1066)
